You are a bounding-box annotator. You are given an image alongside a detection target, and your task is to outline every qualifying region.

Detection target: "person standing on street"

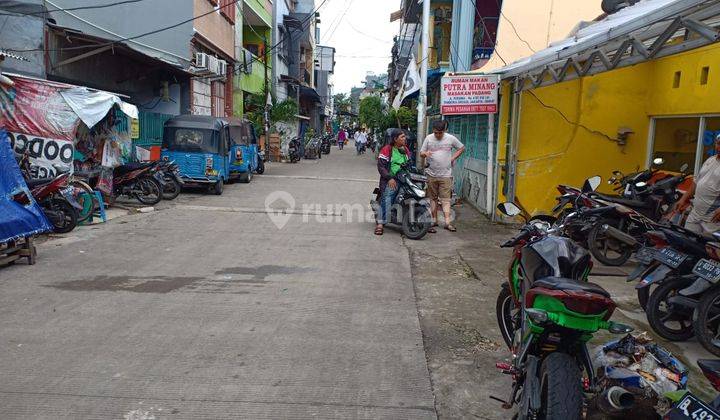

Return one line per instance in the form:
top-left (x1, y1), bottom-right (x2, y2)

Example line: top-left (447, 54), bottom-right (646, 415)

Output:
top-left (337, 128), bottom-right (347, 150)
top-left (674, 133), bottom-right (720, 235)
top-left (355, 128), bottom-right (368, 155)
top-left (420, 120), bottom-right (465, 232)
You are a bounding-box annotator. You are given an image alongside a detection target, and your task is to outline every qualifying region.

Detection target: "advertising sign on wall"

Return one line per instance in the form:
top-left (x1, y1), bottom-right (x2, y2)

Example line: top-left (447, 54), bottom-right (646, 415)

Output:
top-left (440, 74), bottom-right (499, 115)
top-left (8, 132), bottom-right (74, 178)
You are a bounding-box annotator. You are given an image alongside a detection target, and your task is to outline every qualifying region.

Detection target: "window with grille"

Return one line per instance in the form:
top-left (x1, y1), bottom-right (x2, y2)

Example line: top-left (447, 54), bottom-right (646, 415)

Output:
top-left (211, 81), bottom-right (226, 118)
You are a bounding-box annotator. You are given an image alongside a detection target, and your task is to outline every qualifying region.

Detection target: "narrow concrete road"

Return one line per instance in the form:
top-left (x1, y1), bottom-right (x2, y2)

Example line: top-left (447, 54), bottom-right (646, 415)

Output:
top-left (0, 147), bottom-right (436, 419)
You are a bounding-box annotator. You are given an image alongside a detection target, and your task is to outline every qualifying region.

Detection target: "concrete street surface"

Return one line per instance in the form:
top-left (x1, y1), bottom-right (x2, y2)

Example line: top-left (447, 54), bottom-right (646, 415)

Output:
top-left (0, 143), bottom-right (716, 419)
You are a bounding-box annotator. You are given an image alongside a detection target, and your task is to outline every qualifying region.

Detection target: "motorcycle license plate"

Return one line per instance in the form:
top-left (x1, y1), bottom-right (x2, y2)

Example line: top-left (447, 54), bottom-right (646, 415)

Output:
top-left (654, 247), bottom-right (687, 268)
top-left (665, 393), bottom-right (720, 420)
top-left (635, 247), bottom-right (657, 265)
top-left (693, 259), bottom-right (720, 283)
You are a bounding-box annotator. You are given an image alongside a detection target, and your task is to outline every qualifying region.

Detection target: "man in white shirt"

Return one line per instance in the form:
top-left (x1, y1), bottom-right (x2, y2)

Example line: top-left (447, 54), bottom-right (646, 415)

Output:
top-left (420, 120), bottom-right (465, 232)
top-left (676, 134), bottom-right (720, 235)
top-left (355, 128), bottom-right (368, 155)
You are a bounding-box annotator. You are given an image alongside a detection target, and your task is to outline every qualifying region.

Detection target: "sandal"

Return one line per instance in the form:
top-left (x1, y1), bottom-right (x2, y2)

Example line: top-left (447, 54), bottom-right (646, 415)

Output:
top-left (445, 224), bottom-right (457, 232)
top-left (428, 227), bottom-right (438, 233)
top-left (374, 225), bottom-right (384, 235)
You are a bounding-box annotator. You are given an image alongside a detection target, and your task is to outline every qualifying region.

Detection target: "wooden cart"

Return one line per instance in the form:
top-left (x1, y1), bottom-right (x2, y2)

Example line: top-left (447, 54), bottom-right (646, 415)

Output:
top-left (0, 236), bottom-right (37, 267)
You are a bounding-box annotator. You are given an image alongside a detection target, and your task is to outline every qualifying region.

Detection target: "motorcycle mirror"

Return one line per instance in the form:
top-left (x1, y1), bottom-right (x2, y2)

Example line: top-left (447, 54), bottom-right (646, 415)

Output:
top-left (653, 157), bottom-right (665, 166)
top-left (497, 202), bottom-right (522, 217)
top-left (582, 176), bottom-right (602, 193)
top-left (680, 163), bottom-right (689, 173)
top-left (608, 322), bottom-right (634, 334)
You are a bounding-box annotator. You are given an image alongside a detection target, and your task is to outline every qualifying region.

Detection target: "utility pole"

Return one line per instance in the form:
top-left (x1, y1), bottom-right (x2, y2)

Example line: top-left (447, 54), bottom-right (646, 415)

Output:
top-left (417, 0), bottom-right (430, 163)
top-left (263, 35), bottom-right (271, 162)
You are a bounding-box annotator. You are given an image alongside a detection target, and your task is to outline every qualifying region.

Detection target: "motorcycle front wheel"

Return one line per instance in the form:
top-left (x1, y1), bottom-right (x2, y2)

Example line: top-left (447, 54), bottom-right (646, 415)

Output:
top-left (693, 286), bottom-right (720, 357)
top-left (496, 285), bottom-right (517, 349)
top-left (48, 197), bottom-right (78, 234)
top-left (645, 276), bottom-right (695, 341)
top-left (402, 204), bottom-right (431, 240)
top-left (588, 218), bottom-right (633, 266)
top-left (135, 177), bottom-right (162, 205)
top-left (162, 176), bottom-right (181, 200)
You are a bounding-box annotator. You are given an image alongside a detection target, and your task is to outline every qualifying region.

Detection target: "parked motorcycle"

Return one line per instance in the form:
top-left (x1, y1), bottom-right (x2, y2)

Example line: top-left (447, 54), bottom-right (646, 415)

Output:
top-left (304, 137), bottom-right (322, 160)
top-left (367, 134), bottom-right (377, 153)
top-left (643, 228), bottom-right (717, 342)
top-left (157, 160), bottom-right (183, 201)
top-left (494, 192), bottom-right (634, 419)
top-left (16, 152), bottom-right (80, 233)
top-left (111, 162), bottom-right (163, 205)
top-left (586, 163), bottom-right (690, 266)
top-left (371, 163), bottom-right (432, 240)
top-left (256, 148), bottom-right (266, 174)
top-left (665, 359), bottom-right (720, 419)
top-left (687, 242), bottom-right (720, 356)
top-left (288, 137), bottom-right (301, 163)
top-left (321, 135), bottom-right (332, 155)
top-left (24, 174), bottom-right (81, 234)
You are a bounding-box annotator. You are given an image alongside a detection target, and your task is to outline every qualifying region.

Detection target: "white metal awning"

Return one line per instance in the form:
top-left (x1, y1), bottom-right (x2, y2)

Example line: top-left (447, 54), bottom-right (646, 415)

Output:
top-left (493, 0), bottom-right (720, 91)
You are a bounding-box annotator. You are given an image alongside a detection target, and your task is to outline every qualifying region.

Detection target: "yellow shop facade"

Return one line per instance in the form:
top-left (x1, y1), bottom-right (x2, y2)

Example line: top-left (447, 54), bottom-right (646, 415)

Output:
top-left (491, 1), bottom-right (720, 216)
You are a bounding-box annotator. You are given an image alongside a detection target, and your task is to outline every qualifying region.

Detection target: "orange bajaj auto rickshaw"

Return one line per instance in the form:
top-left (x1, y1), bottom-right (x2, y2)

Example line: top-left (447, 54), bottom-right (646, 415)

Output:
top-left (161, 115), bottom-right (240, 195)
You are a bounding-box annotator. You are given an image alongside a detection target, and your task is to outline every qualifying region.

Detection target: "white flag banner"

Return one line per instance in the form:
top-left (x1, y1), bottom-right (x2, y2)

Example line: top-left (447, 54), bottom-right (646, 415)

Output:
top-left (392, 55), bottom-right (421, 110)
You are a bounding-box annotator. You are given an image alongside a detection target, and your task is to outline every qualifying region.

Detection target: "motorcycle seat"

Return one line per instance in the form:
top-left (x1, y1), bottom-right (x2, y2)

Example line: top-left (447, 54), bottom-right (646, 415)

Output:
top-left (592, 193), bottom-right (649, 209)
top-left (533, 277), bottom-right (611, 298)
top-left (26, 178), bottom-right (54, 188)
top-left (114, 162), bottom-right (154, 175)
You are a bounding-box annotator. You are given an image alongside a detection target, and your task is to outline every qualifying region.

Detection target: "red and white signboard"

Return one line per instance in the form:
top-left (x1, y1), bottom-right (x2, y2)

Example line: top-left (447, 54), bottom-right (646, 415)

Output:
top-left (440, 74), bottom-right (499, 115)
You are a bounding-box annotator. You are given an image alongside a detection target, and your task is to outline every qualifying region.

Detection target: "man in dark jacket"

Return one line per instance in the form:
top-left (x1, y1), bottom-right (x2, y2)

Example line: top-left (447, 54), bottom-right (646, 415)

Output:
top-left (375, 129), bottom-right (411, 235)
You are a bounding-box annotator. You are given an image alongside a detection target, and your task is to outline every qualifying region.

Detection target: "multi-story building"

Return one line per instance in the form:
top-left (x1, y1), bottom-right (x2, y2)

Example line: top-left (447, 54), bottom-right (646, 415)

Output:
top-left (314, 45), bottom-right (336, 133)
top-left (236, 0), bottom-right (273, 116)
top-left (40, 0), bottom-right (237, 118)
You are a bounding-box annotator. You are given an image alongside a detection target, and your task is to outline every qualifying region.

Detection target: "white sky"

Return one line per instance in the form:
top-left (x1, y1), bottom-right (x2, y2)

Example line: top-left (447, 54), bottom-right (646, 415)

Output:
top-left (317, 0), bottom-right (399, 94)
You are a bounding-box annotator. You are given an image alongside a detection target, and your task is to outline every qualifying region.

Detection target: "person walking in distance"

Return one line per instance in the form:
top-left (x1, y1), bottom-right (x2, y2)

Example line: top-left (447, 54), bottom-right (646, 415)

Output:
top-left (337, 128), bottom-right (347, 150)
top-left (420, 120), bottom-right (465, 232)
top-left (355, 128), bottom-right (368, 155)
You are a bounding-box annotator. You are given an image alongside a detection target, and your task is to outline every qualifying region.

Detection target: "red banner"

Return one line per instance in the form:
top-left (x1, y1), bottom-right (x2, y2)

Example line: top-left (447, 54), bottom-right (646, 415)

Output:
top-left (0, 76), bottom-right (80, 141)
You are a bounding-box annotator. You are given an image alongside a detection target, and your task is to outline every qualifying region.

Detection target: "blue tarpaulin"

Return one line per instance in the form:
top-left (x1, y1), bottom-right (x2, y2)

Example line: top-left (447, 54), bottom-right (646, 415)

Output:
top-left (0, 129), bottom-right (51, 243)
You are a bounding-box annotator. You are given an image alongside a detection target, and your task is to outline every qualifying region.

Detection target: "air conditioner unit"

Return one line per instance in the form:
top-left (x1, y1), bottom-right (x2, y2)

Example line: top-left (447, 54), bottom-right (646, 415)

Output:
top-left (207, 55), bottom-right (219, 74)
top-left (217, 60), bottom-right (227, 76)
top-left (195, 52), bottom-right (209, 69)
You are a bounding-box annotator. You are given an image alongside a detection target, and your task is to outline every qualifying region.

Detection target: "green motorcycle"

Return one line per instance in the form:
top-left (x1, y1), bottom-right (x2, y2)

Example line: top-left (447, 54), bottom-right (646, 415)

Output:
top-left (495, 186), bottom-right (634, 419)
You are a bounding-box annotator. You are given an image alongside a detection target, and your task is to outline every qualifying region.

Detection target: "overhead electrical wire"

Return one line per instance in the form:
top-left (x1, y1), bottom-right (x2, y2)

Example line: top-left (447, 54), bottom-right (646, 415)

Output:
top-left (322, 0), bottom-right (354, 44)
top-left (0, 0), bottom-right (147, 17)
top-left (2, 0), bottom-right (245, 53)
top-left (1, 0), bottom-right (331, 81)
top-left (492, 0), bottom-right (536, 53)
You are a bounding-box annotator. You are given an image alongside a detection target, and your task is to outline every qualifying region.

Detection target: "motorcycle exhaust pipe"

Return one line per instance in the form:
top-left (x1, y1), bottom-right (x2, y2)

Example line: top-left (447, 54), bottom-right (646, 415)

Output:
top-left (602, 225), bottom-right (638, 246)
top-left (597, 386), bottom-right (635, 414)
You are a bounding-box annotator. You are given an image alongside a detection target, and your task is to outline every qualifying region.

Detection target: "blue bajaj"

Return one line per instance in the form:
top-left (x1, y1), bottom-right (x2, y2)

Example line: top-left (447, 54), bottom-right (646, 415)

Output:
top-left (161, 115), bottom-right (239, 195)
top-left (227, 118), bottom-right (262, 182)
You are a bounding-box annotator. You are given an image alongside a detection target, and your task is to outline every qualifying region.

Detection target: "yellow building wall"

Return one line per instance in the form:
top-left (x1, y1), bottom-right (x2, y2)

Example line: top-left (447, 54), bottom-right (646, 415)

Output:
top-left (496, 43), bottom-right (720, 215)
